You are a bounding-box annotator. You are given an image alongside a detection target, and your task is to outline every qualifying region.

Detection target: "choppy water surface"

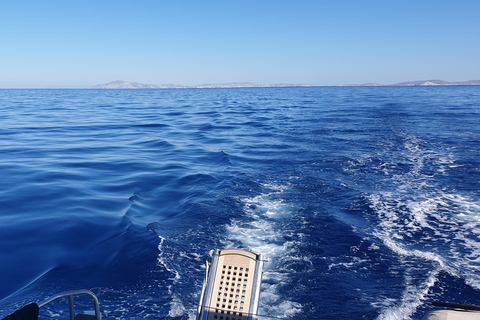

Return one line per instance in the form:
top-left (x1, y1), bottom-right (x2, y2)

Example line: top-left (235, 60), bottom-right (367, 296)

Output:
top-left (0, 87), bottom-right (479, 319)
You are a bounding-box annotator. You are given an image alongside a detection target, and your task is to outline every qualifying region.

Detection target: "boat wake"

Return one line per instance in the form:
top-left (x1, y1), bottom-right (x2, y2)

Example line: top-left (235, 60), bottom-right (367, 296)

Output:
top-left (364, 133), bottom-right (480, 319)
top-left (224, 182), bottom-right (303, 319)
top-left (148, 181), bottom-right (306, 319)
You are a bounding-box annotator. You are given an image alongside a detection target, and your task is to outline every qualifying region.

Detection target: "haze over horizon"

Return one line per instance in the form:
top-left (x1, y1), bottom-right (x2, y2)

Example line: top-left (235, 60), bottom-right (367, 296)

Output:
top-left (1, 1), bottom-right (479, 89)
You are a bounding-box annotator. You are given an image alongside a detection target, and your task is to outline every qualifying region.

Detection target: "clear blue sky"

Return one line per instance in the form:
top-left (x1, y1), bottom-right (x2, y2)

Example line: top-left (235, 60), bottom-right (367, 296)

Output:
top-left (1, 0), bottom-right (479, 88)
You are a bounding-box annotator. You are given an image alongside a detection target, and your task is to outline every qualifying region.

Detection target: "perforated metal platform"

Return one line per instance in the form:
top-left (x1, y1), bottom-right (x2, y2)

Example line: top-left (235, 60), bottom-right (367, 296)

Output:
top-left (197, 249), bottom-right (264, 320)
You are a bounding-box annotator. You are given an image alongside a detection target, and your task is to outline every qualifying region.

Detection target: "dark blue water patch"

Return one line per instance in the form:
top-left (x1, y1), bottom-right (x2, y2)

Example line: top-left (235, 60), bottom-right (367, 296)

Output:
top-left (0, 212), bottom-right (134, 296)
top-left (134, 123), bottom-right (171, 129)
top-left (164, 111), bottom-right (186, 116)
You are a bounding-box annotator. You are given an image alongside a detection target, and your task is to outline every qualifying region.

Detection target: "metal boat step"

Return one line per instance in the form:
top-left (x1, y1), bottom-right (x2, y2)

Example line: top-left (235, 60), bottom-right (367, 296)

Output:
top-left (197, 249), bottom-right (264, 320)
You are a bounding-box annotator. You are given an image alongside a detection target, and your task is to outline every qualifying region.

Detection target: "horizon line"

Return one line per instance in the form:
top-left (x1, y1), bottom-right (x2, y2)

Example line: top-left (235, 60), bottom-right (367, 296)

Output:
top-left (1, 79), bottom-right (480, 89)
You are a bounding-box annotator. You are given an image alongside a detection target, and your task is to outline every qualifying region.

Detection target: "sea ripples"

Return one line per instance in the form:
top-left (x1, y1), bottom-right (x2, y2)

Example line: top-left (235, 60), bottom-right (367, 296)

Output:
top-left (1, 87), bottom-right (479, 320)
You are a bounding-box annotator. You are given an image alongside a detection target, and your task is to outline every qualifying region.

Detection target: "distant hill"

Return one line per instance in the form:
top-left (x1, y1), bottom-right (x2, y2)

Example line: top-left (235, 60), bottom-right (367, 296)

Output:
top-left (340, 80), bottom-right (480, 87)
top-left (90, 80), bottom-right (312, 89)
top-left (89, 80), bottom-right (183, 89)
top-left (91, 79), bottom-right (480, 89)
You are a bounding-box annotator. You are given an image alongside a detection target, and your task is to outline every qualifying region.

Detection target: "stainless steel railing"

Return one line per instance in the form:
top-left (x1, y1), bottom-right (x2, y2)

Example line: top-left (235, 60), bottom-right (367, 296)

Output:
top-left (38, 289), bottom-right (101, 320)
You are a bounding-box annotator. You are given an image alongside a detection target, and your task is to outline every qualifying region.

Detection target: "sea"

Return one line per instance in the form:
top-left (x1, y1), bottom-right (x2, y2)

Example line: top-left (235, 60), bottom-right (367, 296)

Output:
top-left (0, 86), bottom-right (479, 320)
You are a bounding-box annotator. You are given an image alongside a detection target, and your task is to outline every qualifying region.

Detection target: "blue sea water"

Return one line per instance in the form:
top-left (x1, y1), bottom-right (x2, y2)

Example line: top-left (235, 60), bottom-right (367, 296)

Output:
top-left (0, 87), bottom-right (479, 320)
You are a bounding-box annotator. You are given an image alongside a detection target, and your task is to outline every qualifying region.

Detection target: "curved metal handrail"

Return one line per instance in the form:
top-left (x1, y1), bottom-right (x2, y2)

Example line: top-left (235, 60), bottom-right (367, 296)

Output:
top-left (38, 289), bottom-right (101, 320)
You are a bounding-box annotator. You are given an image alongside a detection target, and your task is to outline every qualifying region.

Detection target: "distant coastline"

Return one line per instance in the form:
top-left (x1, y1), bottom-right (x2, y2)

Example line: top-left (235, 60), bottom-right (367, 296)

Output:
top-left (89, 80), bottom-right (312, 89)
top-left (338, 79), bottom-right (480, 87)
top-left (90, 79), bottom-right (480, 89)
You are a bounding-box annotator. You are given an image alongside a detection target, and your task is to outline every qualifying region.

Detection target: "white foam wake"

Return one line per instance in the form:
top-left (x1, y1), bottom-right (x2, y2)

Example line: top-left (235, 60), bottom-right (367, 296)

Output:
top-left (156, 236), bottom-right (197, 320)
top-left (367, 133), bottom-right (480, 319)
top-left (223, 182), bottom-right (303, 319)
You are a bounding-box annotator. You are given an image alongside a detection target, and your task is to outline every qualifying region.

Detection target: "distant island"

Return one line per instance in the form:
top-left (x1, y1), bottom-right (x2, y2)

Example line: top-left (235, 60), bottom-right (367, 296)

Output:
top-left (339, 79), bottom-right (480, 87)
top-left (90, 79), bottom-right (480, 89)
top-left (90, 80), bottom-right (312, 89)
